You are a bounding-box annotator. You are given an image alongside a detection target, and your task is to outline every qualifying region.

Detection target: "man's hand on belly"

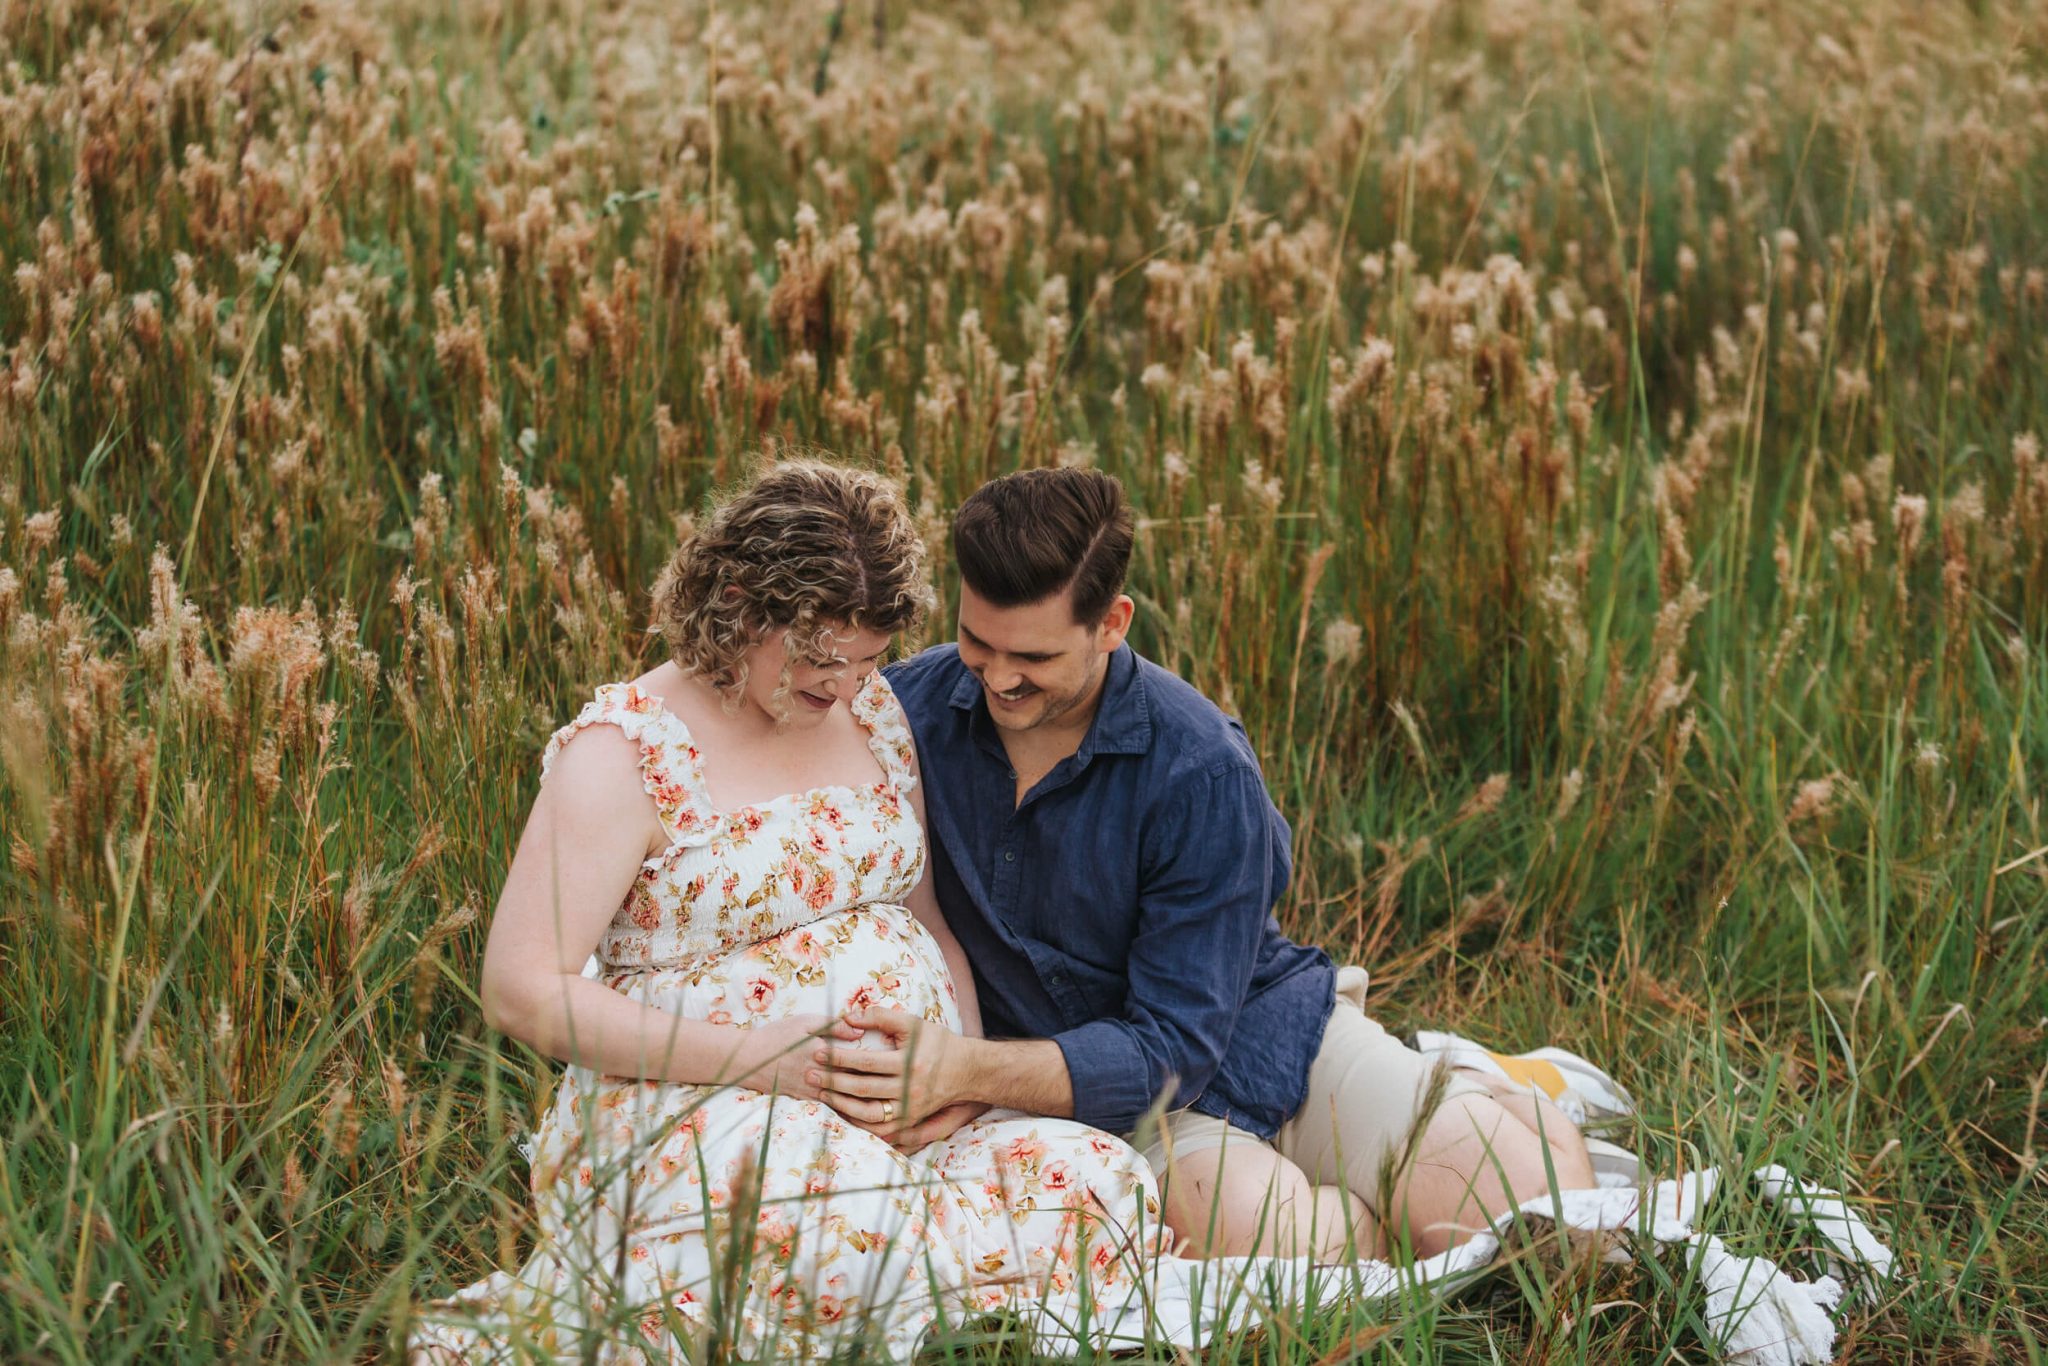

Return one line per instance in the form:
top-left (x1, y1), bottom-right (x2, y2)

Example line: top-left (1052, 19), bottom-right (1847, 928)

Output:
top-left (811, 1006), bottom-right (973, 1129)
top-left (813, 1007), bottom-right (1076, 1125)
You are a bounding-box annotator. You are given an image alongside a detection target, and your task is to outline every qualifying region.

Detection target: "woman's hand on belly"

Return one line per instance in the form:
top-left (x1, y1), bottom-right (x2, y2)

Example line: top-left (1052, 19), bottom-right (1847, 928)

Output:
top-left (730, 1013), bottom-right (867, 1102)
top-left (810, 1005), bottom-right (980, 1131)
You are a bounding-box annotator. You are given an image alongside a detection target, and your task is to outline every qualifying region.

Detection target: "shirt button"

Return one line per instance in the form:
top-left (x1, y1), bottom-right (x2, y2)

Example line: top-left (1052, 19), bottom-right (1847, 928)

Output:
top-left (1003, 850), bottom-right (1015, 862)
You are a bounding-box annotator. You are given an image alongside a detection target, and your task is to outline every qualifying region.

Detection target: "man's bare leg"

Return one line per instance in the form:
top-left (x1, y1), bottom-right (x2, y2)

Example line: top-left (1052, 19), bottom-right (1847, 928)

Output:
top-left (1466, 1073), bottom-right (1595, 1183)
top-left (1155, 1067), bottom-right (1596, 1264)
top-left (1386, 1090), bottom-right (1597, 1259)
top-left (1160, 1143), bottom-right (1384, 1261)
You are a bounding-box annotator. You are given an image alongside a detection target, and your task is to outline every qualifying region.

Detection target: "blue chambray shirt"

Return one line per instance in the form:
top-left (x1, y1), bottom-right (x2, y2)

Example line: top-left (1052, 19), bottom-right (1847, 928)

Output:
top-left (885, 643), bottom-right (1337, 1140)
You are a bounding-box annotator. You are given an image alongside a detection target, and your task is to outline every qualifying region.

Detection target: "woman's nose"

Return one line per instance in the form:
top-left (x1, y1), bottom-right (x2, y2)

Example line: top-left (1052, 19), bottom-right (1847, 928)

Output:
top-left (822, 659), bottom-right (876, 695)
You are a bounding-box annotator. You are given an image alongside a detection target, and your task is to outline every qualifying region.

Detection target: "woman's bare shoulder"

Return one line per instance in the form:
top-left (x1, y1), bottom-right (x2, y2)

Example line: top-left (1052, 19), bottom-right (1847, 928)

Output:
top-left (538, 717), bottom-right (666, 856)
top-left (626, 661), bottom-right (721, 734)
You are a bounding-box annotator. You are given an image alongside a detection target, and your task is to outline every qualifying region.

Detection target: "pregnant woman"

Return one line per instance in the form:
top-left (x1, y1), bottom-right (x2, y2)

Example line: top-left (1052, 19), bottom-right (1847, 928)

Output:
top-left (412, 461), bottom-right (1166, 1361)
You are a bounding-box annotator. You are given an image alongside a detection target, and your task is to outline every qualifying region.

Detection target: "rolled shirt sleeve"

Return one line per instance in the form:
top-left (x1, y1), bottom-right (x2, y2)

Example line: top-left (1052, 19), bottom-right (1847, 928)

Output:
top-left (1052, 759), bottom-right (1289, 1133)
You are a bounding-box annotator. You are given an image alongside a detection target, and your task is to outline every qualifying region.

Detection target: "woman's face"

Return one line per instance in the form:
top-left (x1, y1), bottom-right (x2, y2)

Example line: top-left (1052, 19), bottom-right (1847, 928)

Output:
top-left (736, 622), bottom-right (893, 727)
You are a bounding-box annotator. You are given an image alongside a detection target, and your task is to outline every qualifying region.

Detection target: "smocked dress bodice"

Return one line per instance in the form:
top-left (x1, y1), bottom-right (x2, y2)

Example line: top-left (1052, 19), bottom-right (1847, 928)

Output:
top-left (544, 670), bottom-right (925, 967)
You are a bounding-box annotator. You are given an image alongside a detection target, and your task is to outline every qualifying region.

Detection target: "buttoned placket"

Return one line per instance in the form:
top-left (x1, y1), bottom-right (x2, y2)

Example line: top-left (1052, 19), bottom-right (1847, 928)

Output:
top-left (992, 777), bottom-right (1023, 911)
top-left (984, 749), bottom-right (1094, 897)
top-left (949, 651), bottom-right (1157, 1032)
top-left (966, 709), bottom-right (1025, 926)
top-left (967, 710), bottom-right (1100, 1023)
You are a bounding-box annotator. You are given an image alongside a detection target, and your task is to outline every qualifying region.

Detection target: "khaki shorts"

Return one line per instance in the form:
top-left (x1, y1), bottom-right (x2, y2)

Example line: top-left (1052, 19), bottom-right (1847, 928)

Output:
top-left (1127, 967), bottom-right (1489, 1209)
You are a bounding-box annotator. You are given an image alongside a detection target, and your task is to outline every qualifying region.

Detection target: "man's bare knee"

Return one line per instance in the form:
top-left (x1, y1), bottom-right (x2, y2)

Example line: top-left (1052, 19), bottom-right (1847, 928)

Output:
top-left (1160, 1146), bottom-right (1329, 1259)
top-left (1447, 1096), bottom-right (1576, 1194)
top-left (1394, 1094), bottom-right (1597, 1256)
top-left (1457, 1080), bottom-right (1596, 1192)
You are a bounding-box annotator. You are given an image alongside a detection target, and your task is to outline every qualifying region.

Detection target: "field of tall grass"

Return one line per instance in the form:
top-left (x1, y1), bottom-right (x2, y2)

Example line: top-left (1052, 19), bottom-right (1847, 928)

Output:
top-left (1, 0), bottom-right (2044, 1358)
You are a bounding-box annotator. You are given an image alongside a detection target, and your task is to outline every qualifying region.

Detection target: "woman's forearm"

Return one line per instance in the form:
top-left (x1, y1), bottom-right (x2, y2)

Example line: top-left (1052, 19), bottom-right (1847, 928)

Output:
top-left (490, 972), bottom-right (762, 1086)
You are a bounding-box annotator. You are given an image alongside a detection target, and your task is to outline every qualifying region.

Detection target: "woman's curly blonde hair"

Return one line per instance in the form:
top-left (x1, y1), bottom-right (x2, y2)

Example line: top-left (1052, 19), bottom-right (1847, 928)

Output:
top-left (651, 458), bottom-right (933, 714)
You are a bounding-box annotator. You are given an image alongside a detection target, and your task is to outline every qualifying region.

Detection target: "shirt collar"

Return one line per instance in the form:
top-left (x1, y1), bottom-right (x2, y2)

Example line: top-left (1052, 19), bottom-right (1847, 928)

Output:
top-left (1082, 645), bottom-right (1153, 756)
top-left (948, 642), bottom-right (1153, 758)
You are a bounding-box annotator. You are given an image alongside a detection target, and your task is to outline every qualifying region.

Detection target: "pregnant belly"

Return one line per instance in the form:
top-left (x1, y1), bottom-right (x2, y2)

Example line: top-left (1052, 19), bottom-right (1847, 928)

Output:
top-left (604, 904), bottom-right (962, 1035)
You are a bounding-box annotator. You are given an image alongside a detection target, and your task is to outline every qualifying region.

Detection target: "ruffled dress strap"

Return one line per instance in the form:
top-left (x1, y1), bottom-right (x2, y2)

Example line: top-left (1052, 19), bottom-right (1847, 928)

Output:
top-left (541, 682), bottom-right (714, 848)
top-left (852, 669), bottom-right (921, 795)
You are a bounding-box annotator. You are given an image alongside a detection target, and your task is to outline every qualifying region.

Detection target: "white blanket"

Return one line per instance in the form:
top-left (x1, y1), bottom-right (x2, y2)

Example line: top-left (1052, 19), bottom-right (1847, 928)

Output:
top-left (1015, 1166), bottom-right (1891, 1365)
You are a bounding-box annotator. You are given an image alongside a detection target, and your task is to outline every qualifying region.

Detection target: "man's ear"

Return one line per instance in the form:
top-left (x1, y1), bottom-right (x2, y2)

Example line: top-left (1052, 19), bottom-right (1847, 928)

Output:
top-left (1095, 594), bottom-right (1135, 652)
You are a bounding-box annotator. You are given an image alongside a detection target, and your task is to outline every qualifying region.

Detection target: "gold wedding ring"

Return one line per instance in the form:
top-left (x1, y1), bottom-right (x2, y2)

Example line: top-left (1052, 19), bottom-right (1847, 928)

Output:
top-left (882, 1101), bottom-right (896, 1122)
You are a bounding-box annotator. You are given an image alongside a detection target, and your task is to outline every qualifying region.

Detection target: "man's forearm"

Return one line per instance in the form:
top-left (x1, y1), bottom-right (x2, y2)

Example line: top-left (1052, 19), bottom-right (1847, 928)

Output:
top-left (956, 1037), bottom-right (1074, 1117)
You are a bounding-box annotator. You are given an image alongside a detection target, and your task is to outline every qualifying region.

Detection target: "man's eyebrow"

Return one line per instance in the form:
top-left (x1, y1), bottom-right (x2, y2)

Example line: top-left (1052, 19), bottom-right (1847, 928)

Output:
top-left (962, 626), bottom-right (1057, 662)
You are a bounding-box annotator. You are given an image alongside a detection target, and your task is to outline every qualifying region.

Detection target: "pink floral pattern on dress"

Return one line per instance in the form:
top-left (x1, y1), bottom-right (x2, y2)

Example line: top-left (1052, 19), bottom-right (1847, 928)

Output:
top-left (414, 671), bottom-right (1166, 1362)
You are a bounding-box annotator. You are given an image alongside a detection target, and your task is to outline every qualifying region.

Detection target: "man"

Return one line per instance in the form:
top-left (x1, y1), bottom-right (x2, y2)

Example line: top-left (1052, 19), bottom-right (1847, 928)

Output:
top-left (816, 467), bottom-right (1595, 1258)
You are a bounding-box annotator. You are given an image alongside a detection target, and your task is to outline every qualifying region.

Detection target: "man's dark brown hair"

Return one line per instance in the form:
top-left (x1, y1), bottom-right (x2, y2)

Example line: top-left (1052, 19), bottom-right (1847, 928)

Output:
top-left (952, 467), bottom-right (1134, 623)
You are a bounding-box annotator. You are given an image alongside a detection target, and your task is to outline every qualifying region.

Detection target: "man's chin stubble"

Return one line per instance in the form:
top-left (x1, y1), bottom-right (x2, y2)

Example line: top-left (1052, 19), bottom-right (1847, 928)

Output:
top-left (989, 692), bottom-right (1052, 730)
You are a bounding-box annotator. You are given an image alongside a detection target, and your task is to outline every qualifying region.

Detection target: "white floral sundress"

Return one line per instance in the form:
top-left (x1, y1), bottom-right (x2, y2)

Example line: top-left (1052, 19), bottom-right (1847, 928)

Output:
top-left (412, 671), bottom-right (1167, 1362)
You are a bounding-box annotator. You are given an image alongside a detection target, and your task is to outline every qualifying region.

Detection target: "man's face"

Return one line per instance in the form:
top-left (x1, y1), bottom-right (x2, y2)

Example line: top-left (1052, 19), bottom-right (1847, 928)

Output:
top-left (955, 583), bottom-right (1132, 733)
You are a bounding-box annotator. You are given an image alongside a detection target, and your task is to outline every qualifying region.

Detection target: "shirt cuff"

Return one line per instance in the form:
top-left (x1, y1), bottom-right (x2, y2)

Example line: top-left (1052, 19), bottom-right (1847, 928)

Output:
top-left (1053, 1019), bottom-right (1161, 1134)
